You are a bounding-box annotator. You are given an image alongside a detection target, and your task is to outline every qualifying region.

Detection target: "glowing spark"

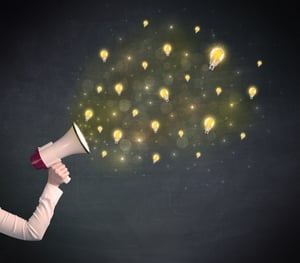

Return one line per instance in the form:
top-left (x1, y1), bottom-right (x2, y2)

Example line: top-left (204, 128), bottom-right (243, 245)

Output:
top-left (151, 120), bottom-right (160, 133)
top-left (185, 74), bottom-right (190, 82)
top-left (209, 46), bottom-right (225, 70)
top-left (142, 61), bottom-right (148, 70)
top-left (257, 60), bottom-right (263, 67)
top-left (101, 150), bottom-right (108, 158)
top-left (240, 132), bottom-right (246, 140)
top-left (163, 43), bottom-right (172, 56)
top-left (152, 153), bottom-right (160, 164)
top-left (159, 87), bottom-right (169, 102)
top-left (84, 109), bottom-right (93, 122)
top-left (248, 86), bottom-right (257, 99)
top-left (196, 152), bottom-right (201, 158)
top-left (96, 85), bottom-right (103, 94)
top-left (204, 116), bottom-right (215, 134)
top-left (132, 108), bottom-right (139, 117)
top-left (143, 20), bottom-right (149, 27)
top-left (194, 26), bottom-right (200, 33)
top-left (216, 86), bottom-right (222, 96)
top-left (99, 49), bottom-right (109, 62)
top-left (115, 83), bottom-right (124, 96)
top-left (178, 130), bottom-right (184, 138)
top-left (113, 129), bottom-right (123, 144)
top-left (97, 126), bottom-right (103, 134)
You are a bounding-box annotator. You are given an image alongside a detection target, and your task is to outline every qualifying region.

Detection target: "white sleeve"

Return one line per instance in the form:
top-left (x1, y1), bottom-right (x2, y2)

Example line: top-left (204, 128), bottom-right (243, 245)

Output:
top-left (0, 183), bottom-right (63, 241)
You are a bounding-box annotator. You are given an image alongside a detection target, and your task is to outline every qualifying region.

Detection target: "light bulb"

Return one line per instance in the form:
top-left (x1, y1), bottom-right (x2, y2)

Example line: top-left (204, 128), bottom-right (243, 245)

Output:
top-left (194, 26), bottom-right (200, 33)
top-left (101, 150), bottom-right (107, 158)
top-left (196, 152), bottom-right (201, 158)
top-left (97, 126), bottom-right (103, 133)
top-left (209, 46), bottom-right (225, 70)
top-left (159, 88), bottom-right (169, 102)
top-left (240, 132), bottom-right (246, 140)
top-left (132, 109), bottom-right (139, 117)
top-left (204, 116), bottom-right (215, 134)
top-left (96, 85), bottom-right (103, 94)
top-left (115, 83), bottom-right (123, 96)
top-left (163, 43), bottom-right (172, 56)
top-left (178, 130), bottom-right (184, 138)
top-left (99, 49), bottom-right (109, 62)
top-left (151, 120), bottom-right (160, 133)
top-left (142, 61), bottom-right (148, 70)
top-left (113, 129), bottom-right (123, 144)
top-left (248, 86), bottom-right (257, 99)
top-left (152, 153), bottom-right (160, 164)
top-left (143, 20), bottom-right (149, 28)
top-left (216, 86), bottom-right (222, 96)
top-left (185, 74), bottom-right (190, 82)
top-left (257, 60), bottom-right (263, 67)
top-left (85, 109), bottom-right (93, 122)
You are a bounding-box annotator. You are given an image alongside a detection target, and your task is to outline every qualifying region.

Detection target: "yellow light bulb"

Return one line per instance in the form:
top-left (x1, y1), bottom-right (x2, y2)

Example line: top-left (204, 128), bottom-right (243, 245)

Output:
top-left (248, 86), bottom-right (257, 99)
top-left (159, 88), bottom-right (169, 102)
top-left (99, 49), bottom-right (109, 63)
top-left (115, 83), bottom-right (123, 96)
top-left (209, 46), bottom-right (225, 70)
top-left (97, 126), bottom-right (103, 133)
top-left (84, 109), bottom-right (93, 122)
top-left (178, 130), bottom-right (184, 138)
top-left (196, 152), bottom-right (201, 158)
top-left (142, 61), bottom-right (148, 70)
top-left (194, 26), bottom-right (200, 33)
top-left (216, 86), bottom-right (222, 96)
top-left (204, 116), bottom-right (215, 134)
top-left (101, 150), bottom-right (107, 158)
top-left (143, 20), bottom-right (149, 28)
top-left (240, 132), bottom-right (246, 140)
top-left (152, 153), bottom-right (160, 164)
top-left (113, 129), bottom-right (123, 144)
top-left (257, 60), bottom-right (263, 67)
top-left (96, 85), bottom-right (103, 94)
top-left (185, 74), bottom-right (190, 82)
top-left (132, 108), bottom-right (139, 117)
top-left (163, 43), bottom-right (172, 56)
top-left (151, 120), bottom-right (160, 133)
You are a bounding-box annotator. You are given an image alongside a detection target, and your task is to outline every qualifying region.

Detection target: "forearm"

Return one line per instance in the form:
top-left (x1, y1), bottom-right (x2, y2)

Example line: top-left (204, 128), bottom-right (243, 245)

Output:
top-left (0, 183), bottom-right (63, 241)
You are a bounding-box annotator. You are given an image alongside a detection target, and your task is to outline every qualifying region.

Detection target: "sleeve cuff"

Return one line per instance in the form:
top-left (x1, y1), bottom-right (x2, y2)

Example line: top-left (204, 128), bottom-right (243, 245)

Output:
top-left (40, 183), bottom-right (63, 204)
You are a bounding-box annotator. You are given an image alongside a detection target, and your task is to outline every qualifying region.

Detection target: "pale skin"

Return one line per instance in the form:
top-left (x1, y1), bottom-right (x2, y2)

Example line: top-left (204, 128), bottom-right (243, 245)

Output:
top-left (48, 162), bottom-right (70, 186)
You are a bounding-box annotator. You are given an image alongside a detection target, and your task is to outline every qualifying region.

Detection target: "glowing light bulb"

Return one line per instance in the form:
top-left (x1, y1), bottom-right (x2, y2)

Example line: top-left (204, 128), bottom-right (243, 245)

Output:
top-left (142, 61), bottom-right (148, 70)
top-left (204, 116), bottom-right (215, 134)
top-left (209, 47), bottom-right (225, 71)
top-left (178, 130), bottom-right (184, 138)
top-left (96, 85), bottom-right (103, 94)
top-left (143, 20), bottom-right (149, 27)
top-left (152, 153), bottom-right (160, 164)
top-left (194, 26), bottom-right (200, 33)
top-left (248, 86), bottom-right (257, 99)
top-left (240, 132), bottom-right (246, 140)
top-left (151, 120), bottom-right (160, 133)
top-left (115, 83), bottom-right (123, 96)
top-left (257, 60), bottom-right (263, 67)
top-left (132, 108), bottom-right (139, 117)
top-left (113, 129), bottom-right (123, 144)
top-left (196, 152), bottom-right (201, 158)
top-left (216, 86), bottom-right (222, 96)
top-left (99, 49), bottom-right (109, 62)
top-left (185, 74), bottom-right (190, 82)
top-left (101, 150), bottom-right (107, 158)
top-left (159, 88), bottom-right (169, 102)
top-left (97, 126), bottom-right (103, 133)
top-left (163, 43), bottom-right (172, 56)
top-left (85, 109), bottom-right (93, 122)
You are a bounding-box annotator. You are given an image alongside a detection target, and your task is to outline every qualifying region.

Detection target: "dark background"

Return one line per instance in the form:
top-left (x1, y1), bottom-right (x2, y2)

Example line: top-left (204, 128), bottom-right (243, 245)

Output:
top-left (0, 1), bottom-right (299, 262)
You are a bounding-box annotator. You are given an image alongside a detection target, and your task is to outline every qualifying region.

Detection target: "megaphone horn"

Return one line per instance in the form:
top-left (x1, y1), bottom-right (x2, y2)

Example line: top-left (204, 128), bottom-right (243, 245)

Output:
top-left (30, 122), bottom-right (90, 169)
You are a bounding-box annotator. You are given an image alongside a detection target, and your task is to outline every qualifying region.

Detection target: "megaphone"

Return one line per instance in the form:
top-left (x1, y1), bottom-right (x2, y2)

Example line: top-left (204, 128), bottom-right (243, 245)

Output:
top-left (30, 122), bottom-right (90, 172)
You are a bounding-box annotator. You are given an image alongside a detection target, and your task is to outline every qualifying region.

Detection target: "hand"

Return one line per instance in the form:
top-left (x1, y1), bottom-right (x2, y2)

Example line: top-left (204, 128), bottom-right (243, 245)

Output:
top-left (47, 162), bottom-right (70, 186)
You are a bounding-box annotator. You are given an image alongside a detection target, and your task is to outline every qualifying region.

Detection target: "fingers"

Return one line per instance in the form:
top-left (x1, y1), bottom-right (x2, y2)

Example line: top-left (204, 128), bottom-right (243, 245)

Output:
top-left (64, 176), bottom-right (71, 184)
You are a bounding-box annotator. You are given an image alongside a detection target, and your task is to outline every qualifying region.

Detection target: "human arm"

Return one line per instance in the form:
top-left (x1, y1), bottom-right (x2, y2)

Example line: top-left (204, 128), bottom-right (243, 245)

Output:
top-left (0, 162), bottom-right (70, 241)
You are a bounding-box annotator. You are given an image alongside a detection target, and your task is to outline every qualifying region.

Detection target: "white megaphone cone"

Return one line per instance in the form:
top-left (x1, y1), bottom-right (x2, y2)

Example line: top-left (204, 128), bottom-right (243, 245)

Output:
top-left (30, 122), bottom-right (90, 183)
